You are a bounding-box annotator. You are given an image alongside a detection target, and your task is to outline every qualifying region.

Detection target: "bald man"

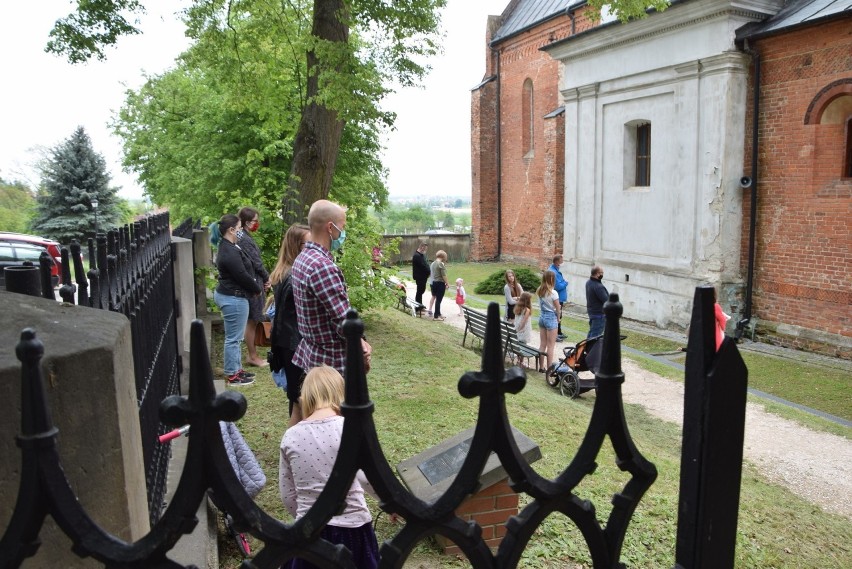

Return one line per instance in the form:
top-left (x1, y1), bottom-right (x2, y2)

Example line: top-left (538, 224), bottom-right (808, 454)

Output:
top-left (289, 200), bottom-right (370, 422)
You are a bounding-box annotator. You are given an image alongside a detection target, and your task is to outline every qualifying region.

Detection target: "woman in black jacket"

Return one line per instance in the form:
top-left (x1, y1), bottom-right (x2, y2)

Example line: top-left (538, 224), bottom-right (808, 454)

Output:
top-left (268, 223), bottom-right (310, 422)
top-left (237, 207), bottom-right (271, 367)
top-left (212, 214), bottom-right (263, 385)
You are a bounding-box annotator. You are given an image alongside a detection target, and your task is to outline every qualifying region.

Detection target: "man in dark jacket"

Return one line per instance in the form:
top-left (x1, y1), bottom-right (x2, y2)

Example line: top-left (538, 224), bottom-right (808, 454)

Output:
top-left (585, 265), bottom-right (609, 338)
top-left (411, 242), bottom-right (430, 309)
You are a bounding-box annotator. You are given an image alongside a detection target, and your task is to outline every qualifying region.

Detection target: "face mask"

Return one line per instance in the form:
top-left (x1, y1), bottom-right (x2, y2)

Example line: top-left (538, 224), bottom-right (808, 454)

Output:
top-left (330, 222), bottom-right (346, 252)
top-left (236, 229), bottom-right (245, 239)
top-left (248, 221), bottom-right (259, 232)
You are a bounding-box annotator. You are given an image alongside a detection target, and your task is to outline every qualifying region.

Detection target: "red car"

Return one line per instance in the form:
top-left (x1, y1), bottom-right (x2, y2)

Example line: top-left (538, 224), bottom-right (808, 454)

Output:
top-left (0, 232), bottom-right (63, 285)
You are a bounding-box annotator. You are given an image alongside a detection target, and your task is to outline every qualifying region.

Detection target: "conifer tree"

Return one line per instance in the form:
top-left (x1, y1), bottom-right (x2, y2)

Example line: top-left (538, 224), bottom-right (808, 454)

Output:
top-left (31, 126), bottom-right (121, 243)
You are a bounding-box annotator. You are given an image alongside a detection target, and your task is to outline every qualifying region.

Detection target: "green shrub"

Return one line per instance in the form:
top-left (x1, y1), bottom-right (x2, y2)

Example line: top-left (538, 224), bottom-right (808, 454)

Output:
top-left (474, 267), bottom-right (542, 295)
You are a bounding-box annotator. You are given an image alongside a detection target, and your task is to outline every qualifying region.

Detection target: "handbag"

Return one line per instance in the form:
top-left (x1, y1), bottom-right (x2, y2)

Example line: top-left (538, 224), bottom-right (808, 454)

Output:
top-left (255, 321), bottom-right (272, 347)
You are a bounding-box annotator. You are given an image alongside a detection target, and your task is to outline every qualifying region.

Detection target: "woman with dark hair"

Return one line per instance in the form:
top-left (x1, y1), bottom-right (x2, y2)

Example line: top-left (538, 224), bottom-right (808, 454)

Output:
top-left (237, 206), bottom-right (271, 367)
top-left (268, 223), bottom-right (311, 424)
top-left (211, 214), bottom-right (263, 385)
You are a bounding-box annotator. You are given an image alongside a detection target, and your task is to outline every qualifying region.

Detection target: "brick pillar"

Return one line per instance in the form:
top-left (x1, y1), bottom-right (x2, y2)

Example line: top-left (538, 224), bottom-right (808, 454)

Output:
top-left (435, 478), bottom-right (520, 555)
top-left (471, 77), bottom-right (499, 261)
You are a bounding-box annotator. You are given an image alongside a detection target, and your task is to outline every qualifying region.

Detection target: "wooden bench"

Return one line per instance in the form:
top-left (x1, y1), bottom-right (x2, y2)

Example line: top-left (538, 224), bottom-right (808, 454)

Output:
top-left (461, 305), bottom-right (490, 349)
top-left (502, 322), bottom-right (546, 370)
top-left (386, 278), bottom-right (424, 317)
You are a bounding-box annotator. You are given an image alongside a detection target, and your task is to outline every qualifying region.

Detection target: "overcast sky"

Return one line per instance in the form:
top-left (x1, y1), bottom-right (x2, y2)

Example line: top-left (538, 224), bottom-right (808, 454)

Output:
top-left (0, 0), bottom-right (509, 201)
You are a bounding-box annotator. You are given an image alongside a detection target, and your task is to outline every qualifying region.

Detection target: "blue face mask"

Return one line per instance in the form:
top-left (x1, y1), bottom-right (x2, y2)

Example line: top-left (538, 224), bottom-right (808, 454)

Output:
top-left (330, 222), bottom-right (346, 252)
top-left (236, 229), bottom-right (245, 240)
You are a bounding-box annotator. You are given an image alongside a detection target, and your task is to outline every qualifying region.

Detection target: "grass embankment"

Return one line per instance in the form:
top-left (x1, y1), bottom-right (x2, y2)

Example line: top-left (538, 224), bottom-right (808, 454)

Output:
top-left (217, 304), bottom-right (851, 568)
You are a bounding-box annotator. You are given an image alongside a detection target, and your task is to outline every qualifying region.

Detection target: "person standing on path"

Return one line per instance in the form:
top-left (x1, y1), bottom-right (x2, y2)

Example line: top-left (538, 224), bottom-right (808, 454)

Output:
top-left (429, 250), bottom-right (449, 321)
top-left (548, 255), bottom-right (568, 342)
top-left (411, 242), bottom-right (430, 311)
top-left (585, 265), bottom-right (609, 338)
top-left (238, 206), bottom-right (272, 367)
top-left (504, 270), bottom-right (523, 322)
top-left (537, 271), bottom-right (560, 373)
top-left (291, 200), bottom-right (371, 424)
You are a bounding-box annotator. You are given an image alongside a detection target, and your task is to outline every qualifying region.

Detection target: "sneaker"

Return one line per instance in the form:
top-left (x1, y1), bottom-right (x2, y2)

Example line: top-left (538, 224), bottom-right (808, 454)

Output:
top-left (237, 369), bottom-right (256, 379)
top-left (556, 334), bottom-right (565, 342)
top-left (226, 372), bottom-right (255, 386)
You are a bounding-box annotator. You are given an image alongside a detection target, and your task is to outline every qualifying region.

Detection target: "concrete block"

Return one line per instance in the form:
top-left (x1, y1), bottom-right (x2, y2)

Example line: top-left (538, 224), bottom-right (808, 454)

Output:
top-left (0, 290), bottom-right (149, 567)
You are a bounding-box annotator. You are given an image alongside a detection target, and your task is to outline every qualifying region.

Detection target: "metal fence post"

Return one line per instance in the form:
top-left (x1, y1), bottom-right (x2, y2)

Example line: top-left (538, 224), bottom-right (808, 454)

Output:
top-left (675, 286), bottom-right (749, 568)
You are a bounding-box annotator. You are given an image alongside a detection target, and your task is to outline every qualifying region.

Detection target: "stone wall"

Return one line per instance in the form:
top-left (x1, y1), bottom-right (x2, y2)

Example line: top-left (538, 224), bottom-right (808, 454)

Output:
top-left (382, 234), bottom-right (470, 266)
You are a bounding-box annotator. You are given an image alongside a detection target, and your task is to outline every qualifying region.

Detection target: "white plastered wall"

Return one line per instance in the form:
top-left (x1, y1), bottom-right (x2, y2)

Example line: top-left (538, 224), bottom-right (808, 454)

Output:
top-left (549, 0), bottom-right (782, 328)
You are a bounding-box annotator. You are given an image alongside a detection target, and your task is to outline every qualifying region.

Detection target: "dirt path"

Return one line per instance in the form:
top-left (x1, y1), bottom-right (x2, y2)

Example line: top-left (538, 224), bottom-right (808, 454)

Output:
top-left (417, 291), bottom-right (852, 519)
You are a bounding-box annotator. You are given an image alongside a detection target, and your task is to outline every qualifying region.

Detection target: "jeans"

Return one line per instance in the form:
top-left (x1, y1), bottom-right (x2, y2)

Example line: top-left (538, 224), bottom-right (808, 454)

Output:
top-left (588, 315), bottom-right (605, 339)
top-left (431, 281), bottom-right (446, 317)
top-left (539, 311), bottom-right (558, 330)
top-left (215, 291), bottom-right (249, 375)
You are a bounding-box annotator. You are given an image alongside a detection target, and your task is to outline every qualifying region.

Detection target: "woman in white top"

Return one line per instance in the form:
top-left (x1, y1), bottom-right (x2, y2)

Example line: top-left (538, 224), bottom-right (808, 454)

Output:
top-left (503, 270), bottom-right (523, 322)
top-left (279, 366), bottom-right (379, 568)
top-left (536, 271), bottom-right (560, 373)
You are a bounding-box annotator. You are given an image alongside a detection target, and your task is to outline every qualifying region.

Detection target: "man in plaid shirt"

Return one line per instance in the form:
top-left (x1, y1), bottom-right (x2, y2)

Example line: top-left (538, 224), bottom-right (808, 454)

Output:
top-left (291, 200), bottom-right (372, 396)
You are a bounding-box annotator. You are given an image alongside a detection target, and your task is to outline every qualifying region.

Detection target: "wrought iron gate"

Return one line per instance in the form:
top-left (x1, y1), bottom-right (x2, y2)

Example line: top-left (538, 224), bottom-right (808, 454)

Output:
top-left (1, 287), bottom-right (747, 567)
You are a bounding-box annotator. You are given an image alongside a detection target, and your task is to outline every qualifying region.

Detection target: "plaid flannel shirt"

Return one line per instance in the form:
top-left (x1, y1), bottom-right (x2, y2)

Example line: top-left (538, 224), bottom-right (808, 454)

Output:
top-left (291, 242), bottom-right (351, 374)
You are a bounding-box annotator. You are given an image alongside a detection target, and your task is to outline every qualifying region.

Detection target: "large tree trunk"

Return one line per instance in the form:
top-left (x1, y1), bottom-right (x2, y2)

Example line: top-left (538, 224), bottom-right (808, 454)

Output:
top-left (282, 0), bottom-right (348, 225)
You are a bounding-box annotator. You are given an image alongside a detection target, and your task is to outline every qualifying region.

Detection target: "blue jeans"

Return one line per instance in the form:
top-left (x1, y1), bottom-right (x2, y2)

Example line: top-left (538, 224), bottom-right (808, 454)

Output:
top-left (588, 315), bottom-right (605, 339)
top-left (215, 291), bottom-right (249, 375)
top-left (539, 311), bottom-right (558, 330)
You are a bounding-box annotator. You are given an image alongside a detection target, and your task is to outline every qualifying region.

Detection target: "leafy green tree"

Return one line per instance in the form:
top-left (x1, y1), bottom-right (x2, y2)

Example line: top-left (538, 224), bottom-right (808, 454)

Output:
top-left (30, 127), bottom-right (122, 243)
top-left (440, 212), bottom-right (454, 229)
top-left (46, 0), bottom-right (446, 225)
top-left (587, 0), bottom-right (670, 22)
top-left (0, 177), bottom-right (36, 233)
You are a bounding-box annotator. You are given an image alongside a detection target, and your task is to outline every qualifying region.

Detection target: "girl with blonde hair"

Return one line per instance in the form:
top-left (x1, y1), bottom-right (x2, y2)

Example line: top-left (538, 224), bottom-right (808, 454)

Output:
top-left (268, 224), bottom-right (311, 424)
top-left (536, 271), bottom-right (560, 373)
top-left (279, 366), bottom-right (380, 569)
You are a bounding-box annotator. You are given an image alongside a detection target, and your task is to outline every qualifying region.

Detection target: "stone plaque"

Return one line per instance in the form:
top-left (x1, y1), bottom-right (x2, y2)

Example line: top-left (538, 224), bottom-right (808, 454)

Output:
top-left (418, 437), bottom-right (472, 485)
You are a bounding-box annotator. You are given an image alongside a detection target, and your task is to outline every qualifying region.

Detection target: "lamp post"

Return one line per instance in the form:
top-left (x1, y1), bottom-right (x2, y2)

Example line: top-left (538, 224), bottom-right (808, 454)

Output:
top-left (91, 196), bottom-right (99, 236)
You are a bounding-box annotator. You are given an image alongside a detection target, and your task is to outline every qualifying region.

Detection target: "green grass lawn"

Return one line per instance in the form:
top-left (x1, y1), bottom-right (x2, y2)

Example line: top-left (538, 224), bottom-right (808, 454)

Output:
top-left (215, 304), bottom-right (851, 568)
top-left (438, 262), bottom-right (852, 424)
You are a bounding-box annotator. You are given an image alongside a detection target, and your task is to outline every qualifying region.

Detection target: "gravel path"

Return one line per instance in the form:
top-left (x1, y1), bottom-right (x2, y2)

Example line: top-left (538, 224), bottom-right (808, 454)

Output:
top-left (417, 292), bottom-right (852, 519)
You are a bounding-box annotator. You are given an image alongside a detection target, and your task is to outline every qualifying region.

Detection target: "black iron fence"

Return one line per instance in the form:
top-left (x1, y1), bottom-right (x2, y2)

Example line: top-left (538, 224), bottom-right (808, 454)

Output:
top-left (0, 288), bottom-right (748, 567)
top-left (171, 218), bottom-right (199, 240)
top-left (52, 213), bottom-right (180, 527)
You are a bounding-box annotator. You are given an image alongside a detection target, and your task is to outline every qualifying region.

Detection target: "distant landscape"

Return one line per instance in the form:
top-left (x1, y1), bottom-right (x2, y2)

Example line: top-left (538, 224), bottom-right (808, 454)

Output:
top-left (375, 196), bottom-right (471, 234)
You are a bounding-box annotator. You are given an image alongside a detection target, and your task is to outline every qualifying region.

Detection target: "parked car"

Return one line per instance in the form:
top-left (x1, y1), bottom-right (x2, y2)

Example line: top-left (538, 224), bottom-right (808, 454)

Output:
top-left (0, 232), bottom-right (63, 287)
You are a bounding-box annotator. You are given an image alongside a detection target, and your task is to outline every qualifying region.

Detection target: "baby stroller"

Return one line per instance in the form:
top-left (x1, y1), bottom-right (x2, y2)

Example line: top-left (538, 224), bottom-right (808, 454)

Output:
top-left (545, 333), bottom-right (623, 398)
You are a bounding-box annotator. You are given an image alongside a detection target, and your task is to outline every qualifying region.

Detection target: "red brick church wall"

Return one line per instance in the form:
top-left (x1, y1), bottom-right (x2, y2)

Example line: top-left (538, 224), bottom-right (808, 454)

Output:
top-left (742, 18), bottom-right (852, 352)
top-left (471, 8), bottom-right (595, 266)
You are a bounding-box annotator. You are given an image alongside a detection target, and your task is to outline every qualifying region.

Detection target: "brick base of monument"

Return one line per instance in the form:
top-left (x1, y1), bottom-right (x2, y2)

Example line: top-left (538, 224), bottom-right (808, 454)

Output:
top-left (435, 478), bottom-right (520, 555)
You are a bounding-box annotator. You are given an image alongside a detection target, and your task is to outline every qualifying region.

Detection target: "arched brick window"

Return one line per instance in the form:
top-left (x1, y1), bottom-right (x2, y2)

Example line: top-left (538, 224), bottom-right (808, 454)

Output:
top-left (804, 79), bottom-right (852, 178)
top-left (522, 79), bottom-right (534, 157)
